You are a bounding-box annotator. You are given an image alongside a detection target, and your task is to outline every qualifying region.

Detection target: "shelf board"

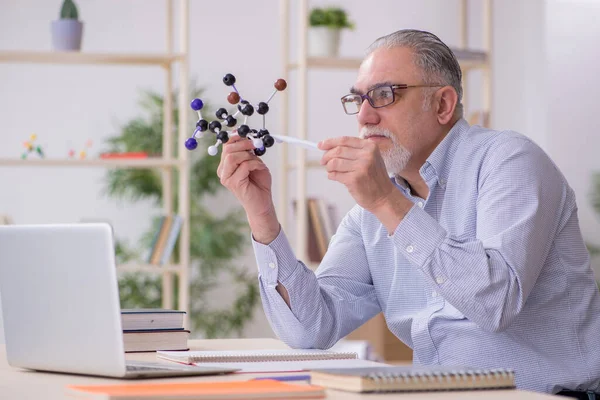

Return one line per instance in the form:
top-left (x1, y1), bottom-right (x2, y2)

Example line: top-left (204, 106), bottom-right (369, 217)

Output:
top-left (0, 158), bottom-right (183, 168)
top-left (288, 57), bottom-right (362, 70)
top-left (117, 264), bottom-right (183, 274)
top-left (287, 50), bottom-right (488, 72)
top-left (459, 59), bottom-right (488, 71)
top-left (0, 51), bottom-right (185, 66)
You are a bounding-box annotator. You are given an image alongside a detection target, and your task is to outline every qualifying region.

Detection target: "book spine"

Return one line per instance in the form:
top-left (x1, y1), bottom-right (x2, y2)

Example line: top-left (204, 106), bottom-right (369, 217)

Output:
top-left (159, 215), bottom-right (182, 265)
top-left (147, 216), bottom-right (165, 263)
top-left (150, 215), bottom-right (173, 265)
top-left (308, 199), bottom-right (328, 259)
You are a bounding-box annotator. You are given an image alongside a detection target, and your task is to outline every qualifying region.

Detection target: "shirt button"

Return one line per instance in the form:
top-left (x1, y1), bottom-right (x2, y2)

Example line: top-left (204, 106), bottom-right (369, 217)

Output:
top-left (268, 262), bottom-right (276, 269)
top-left (432, 291), bottom-right (438, 298)
top-left (417, 201), bottom-right (424, 208)
top-left (406, 245), bottom-right (414, 253)
top-left (435, 276), bottom-right (445, 284)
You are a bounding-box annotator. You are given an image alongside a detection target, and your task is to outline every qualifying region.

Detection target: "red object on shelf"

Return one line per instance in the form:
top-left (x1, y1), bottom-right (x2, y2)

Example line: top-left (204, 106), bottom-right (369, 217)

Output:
top-left (99, 152), bottom-right (148, 159)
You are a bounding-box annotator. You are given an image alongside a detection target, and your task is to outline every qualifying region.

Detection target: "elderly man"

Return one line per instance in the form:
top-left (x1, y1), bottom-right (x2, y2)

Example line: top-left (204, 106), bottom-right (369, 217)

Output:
top-left (216, 29), bottom-right (600, 397)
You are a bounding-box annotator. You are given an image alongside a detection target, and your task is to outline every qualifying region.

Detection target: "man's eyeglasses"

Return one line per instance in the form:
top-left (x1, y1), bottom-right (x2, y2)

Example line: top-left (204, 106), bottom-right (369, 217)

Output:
top-left (340, 84), bottom-right (442, 115)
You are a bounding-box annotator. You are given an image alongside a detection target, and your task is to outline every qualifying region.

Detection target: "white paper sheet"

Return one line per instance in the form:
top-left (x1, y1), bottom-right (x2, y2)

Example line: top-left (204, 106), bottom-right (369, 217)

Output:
top-left (193, 358), bottom-right (390, 373)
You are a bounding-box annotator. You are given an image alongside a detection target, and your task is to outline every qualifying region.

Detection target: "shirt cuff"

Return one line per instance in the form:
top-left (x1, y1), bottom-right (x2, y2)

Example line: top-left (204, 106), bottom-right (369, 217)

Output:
top-left (392, 204), bottom-right (447, 269)
top-left (251, 228), bottom-right (299, 285)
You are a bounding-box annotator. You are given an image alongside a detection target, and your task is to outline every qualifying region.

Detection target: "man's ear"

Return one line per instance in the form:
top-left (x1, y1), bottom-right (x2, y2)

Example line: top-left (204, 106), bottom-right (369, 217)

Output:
top-left (434, 86), bottom-right (458, 125)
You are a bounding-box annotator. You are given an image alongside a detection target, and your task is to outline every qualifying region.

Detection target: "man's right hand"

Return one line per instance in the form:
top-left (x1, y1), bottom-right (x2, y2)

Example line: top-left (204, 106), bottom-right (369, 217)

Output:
top-left (217, 134), bottom-right (280, 244)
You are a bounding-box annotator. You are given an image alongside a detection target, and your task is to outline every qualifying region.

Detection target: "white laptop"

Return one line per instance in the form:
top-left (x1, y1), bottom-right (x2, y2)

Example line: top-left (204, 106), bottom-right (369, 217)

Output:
top-left (0, 223), bottom-right (237, 378)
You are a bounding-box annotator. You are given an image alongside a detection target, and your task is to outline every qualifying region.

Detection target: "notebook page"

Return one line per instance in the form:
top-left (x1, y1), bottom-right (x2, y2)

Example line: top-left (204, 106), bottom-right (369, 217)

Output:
top-left (193, 359), bottom-right (389, 373)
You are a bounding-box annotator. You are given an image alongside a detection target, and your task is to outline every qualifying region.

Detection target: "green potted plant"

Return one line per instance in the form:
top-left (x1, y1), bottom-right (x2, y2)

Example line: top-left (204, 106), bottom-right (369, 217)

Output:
top-left (51, 0), bottom-right (84, 51)
top-left (105, 83), bottom-right (259, 338)
top-left (308, 7), bottom-right (355, 57)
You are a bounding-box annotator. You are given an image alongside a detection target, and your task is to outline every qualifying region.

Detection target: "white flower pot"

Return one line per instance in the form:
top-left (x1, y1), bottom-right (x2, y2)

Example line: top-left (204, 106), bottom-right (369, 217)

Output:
top-left (51, 19), bottom-right (84, 52)
top-left (308, 27), bottom-right (341, 58)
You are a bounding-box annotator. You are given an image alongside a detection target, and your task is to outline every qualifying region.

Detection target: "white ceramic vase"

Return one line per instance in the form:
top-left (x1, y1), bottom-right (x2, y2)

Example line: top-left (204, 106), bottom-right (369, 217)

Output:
top-left (308, 27), bottom-right (341, 58)
top-left (51, 19), bottom-right (84, 51)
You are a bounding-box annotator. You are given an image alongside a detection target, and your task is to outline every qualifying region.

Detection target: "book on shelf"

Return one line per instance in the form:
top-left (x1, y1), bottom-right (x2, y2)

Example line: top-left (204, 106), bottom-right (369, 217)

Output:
top-left (121, 309), bottom-right (185, 331)
top-left (309, 366), bottom-right (516, 393)
top-left (308, 198), bottom-right (328, 257)
top-left (316, 198), bottom-right (337, 242)
top-left (66, 379), bottom-right (326, 400)
top-left (147, 214), bottom-right (182, 265)
top-left (123, 329), bottom-right (189, 353)
top-left (292, 198), bottom-right (338, 263)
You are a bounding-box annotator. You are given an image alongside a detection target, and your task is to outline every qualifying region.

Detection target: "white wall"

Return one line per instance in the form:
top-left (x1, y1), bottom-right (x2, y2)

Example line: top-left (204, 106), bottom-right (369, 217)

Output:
top-left (545, 0), bottom-right (600, 270)
top-left (1, 0), bottom-right (597, 344)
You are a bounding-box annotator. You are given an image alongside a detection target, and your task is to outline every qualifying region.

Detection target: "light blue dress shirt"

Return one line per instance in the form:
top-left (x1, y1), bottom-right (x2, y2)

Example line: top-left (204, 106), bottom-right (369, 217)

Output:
top-left (252, 118), bottom-right (600, 394)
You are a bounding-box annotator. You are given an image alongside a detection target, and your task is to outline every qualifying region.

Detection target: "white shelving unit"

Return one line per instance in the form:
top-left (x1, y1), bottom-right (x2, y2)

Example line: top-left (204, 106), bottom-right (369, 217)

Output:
top-left (278, 0), bottom-right (493, 268)
top-left (277, 0), bottom-right (492, 360)
top-left (0, 0), bottom-right (191, 325)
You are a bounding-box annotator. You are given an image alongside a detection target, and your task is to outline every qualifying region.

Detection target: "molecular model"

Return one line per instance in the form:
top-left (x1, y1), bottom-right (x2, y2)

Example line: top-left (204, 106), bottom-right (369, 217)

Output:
top-left (22, 134), bottom-right (45, 159)
top-left (68, 139), bottom-right (93, 159)
top-left (185, 73), bottom-right (287, 157)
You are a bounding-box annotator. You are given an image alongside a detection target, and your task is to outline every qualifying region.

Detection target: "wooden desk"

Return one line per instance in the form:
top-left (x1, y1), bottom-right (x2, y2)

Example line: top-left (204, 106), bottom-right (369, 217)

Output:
top-left (1, 338), bottom-right (557, 399)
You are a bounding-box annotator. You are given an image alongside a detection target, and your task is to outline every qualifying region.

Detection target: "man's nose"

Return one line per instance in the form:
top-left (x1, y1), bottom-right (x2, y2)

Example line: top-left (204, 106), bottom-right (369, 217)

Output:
top-left (357, 99), bottom-right (380, 126)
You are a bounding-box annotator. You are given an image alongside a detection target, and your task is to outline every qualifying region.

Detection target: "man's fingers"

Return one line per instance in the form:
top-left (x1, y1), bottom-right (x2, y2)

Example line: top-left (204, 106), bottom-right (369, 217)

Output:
top-left (327, 170), bottom-right (350, 185)
top-left (320, 146), bottom-right (362, 165)
top-left (219, 151), bottom-right (261, 182)
top-left (223, 159), bottom-right (267, 187)
top-left (318, 136), bottom-right (365, 151)
top-left (221, 135), bottom-right (256, 156)
top-left (217, 136), bottom-right (256, 177)
top-left (325, 158), bottom-right (355, 173)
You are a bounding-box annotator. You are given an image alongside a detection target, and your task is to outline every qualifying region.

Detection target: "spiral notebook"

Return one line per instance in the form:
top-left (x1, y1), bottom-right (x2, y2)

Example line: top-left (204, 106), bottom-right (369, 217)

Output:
top-left (157, 349), bottom-right (358, 364)
top-left (155, 349), bottom-right (384, 373)
top-left (309, 366), bottom-right (516, 393)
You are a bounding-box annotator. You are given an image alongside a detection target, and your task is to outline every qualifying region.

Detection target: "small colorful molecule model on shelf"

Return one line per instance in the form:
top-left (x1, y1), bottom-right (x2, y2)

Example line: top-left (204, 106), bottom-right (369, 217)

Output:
top-left (21, 134), bottom-right (45, 159)
top-left (185, 73), bottom-right (287, 157)
top-left (68, 139), bottom-right (93, 159)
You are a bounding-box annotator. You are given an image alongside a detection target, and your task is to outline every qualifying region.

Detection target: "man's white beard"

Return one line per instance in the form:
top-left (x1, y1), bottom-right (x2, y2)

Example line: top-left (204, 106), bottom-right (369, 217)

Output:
top-left (360, 126), bottom-right (412, 175)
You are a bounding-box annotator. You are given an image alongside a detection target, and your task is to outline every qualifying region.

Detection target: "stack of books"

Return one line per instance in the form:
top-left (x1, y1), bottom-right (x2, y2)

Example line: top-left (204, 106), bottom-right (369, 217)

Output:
top-left (148, 214), bottom-right (183, 265)
top-left (121, 309), bottom-right (189, 353)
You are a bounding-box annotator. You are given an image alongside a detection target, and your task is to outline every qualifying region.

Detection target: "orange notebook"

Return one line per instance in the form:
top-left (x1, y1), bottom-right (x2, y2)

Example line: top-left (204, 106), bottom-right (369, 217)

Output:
top-left (66, 379), bottom-right (325, 399)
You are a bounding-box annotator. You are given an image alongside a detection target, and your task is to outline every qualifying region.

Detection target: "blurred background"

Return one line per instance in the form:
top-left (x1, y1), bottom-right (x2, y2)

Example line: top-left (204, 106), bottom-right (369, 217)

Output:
top-left (0, 0), bottom-right (598, 360)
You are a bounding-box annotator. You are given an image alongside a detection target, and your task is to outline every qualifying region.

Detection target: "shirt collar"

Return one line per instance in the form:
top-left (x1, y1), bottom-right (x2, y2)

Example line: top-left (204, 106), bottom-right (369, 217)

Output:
top-left (420, 118), bottom-right (469, 187)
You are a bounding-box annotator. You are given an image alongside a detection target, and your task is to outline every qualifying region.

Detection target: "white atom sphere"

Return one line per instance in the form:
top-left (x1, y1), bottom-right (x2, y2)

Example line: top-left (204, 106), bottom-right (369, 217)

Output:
top-left (252, 138), bottom-right (263, 148)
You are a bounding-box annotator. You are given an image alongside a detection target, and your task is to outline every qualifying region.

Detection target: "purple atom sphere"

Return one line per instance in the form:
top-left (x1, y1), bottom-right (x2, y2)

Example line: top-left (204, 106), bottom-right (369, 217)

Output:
top-left (190, 98), bottom-right (204, 111)
top-left (185, 137), bottom-right (198, 150)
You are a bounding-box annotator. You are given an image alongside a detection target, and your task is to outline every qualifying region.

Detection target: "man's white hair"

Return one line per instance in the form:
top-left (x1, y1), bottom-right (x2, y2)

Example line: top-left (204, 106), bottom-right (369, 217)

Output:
top-left (366, 29), bottom-right (464, 118)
